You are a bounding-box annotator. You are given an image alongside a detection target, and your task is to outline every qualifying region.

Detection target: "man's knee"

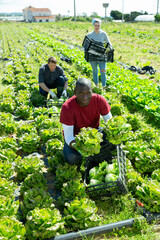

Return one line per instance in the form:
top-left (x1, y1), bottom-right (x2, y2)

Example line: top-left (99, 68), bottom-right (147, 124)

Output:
top-left (63, 143), bottom-right (82, 166)
top-left (57, 76), bottom-right (65, 87)
top-left (101, 69), bottom-right (106, 73)
top-left (39, 86), bottom-right (48, 97)
top-left (65, 153), bottom-right (82, 166)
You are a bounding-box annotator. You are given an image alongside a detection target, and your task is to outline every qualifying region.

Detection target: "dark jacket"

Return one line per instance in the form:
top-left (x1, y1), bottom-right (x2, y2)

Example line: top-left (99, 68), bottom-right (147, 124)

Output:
top-left (38, 64), bottom-right (68, 86)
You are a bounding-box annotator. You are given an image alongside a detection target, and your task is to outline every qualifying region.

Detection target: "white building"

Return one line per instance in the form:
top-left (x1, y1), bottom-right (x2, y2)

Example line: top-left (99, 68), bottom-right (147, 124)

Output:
top-left (134, 15), bottom-right (155, 22)
top-left (23, 6), bottom-right (56, 22)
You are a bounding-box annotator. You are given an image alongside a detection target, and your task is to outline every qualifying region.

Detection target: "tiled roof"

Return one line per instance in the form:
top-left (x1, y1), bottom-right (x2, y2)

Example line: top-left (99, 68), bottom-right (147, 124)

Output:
top-left (34, 15), bottom-right (55, 19)
top-left (23, 6), bottom-right (51, 12)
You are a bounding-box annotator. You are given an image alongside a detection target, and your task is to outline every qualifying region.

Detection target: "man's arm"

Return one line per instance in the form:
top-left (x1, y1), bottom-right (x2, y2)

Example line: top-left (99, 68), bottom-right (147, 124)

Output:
top-left (102, 111), bottom-right (112, 122)
top-left (38, 66), bottom-right (56, 98)
top-left (61, 81), bottom-right (68, 98)
top-left (59, 66), bottom-right (68, 82)
top-left (39, 82), bottom-right (56, 98)
top-left (64, 80), bottom-right (68, 90)
top-left (39, 82), bottom-right (50, 92)
top-left (38, 66), bottom-right (50, 92)
top-left (62, 124), bottom-right (76, 150)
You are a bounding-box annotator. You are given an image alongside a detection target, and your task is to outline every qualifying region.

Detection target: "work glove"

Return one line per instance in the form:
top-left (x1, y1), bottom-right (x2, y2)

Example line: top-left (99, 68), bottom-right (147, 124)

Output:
top-left (49, 90), bottom-right (56, 99)
top-left (61, 89), bottom-right (67, 98)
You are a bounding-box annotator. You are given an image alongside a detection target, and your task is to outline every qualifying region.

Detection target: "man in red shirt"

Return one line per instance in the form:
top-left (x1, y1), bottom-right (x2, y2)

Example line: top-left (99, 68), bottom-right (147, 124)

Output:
top-left (60, 77), bottom-right (112, 165)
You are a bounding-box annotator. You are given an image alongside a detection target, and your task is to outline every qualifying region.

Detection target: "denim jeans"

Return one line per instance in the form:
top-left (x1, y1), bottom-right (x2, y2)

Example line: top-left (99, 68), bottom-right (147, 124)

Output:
top-left (90, 61), bottom-right (107, 87)
top-left (39, 76), bottom-right (65, 98)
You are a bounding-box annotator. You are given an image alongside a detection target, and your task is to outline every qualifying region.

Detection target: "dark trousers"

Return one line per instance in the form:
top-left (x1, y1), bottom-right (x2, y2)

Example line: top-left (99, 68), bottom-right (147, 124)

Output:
top-left (39, 76), bottom-right (65, 98)
top-left (63, 142), bottom-right (82, 166)
top-left (63, 128), bottom-right (114, 166)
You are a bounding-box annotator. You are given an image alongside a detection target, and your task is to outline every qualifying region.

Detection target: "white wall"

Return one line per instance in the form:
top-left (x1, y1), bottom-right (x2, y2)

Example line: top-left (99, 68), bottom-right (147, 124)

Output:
top-left (35, 18), bottom-right (55, 22)
top-left (32, 11), bottom-right (51, 17)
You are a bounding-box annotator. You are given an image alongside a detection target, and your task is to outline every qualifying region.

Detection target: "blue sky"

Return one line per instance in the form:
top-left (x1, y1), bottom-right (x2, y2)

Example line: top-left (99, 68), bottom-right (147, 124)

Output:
top-left (0, 0), bottom-right (159, 16)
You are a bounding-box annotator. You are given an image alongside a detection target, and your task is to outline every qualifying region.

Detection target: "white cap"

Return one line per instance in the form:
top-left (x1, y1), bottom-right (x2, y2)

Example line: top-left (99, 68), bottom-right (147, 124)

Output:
top-left (92, 18), bottom-right (101, 25)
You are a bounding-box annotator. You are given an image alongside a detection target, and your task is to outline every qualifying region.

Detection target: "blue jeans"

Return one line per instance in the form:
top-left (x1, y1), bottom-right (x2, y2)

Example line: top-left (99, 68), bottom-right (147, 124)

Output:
top-left (39, 76), bottom-right (65, 98)
top-left (90, 61), bottom-right (107, 87)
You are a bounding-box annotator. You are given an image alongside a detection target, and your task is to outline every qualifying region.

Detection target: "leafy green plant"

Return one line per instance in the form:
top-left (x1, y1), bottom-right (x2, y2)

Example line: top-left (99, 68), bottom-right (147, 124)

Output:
top-left (20, 172), bottom-right (47, 195)
top-left (149, 137), bottom-right (160, 154)
top-left (0, 216), bottom-right (26, 239)
top-left (18, 132), bottom-right (41, 153)
top-left (124, 139), bottom-right (149, 161)
top-left (46, 139), bottom-right (63, 156)
top-left (92, 86), bottom-right (103, 94)
top-left (30, 88), bottom-right (46, 107)
top-left (125, 113), bottom-right (142, 131)
top-left (20, 188), bottom-right (54, 218)
top-left (134, 149), bottom-right (160, 174)
top-left (58, 179), bottom-right (87, 207)
top-left (32, 107), bottom-right (48, 118)
top-left (111, 103), bottom-right (125, 116)
top-left (0, 98), bottom-right (15, 113)
top-left (15, 105), bottom-right (33, 119)
top-left (64, 198), bottom-right (101, 230)
top-left (0, 177), bottom-right (17, 197)
top-left (25, 207), bottom-right (66, 239)
top-left (0, 160), bottom-right (14, 179)
top-left (15, 89), bottom-right (30, 105)
top-left (0, 112), bottom-right (16, 135)
top-left (0, 136), bottom-right (18, 153)
top-left (88, 159), bottom-right (118, 185)
top-left (0, 195), bottom-right (19, 218)
top-left (35, 115), bottom-right (60, 131)
top-left (136, 128), bottom-right (157, 141)
top-left (136, 180), bottom-right (160, 212)
top-left (75, 127), bottom-right (103, 157)
top-left (15, 80), bottom-right (30, 91)
top-left (39, 128), bottom-right (62, 143)
top-left (0, 149), bottom-right (17, 163)
top-left (155, 13), bottom-right (160, 21)
top-left (55, 163), bottom-right (82, 189)
top-left (35, 115), bottom-right (51, 130)
top-left (16, 121), bottom-right (37, 137)
top-left (126, 167), bottom-right (144, 195)
top-left (15, 154), bottom-right (45, 181)
top-left (102, 116), bottom-right (132, 145)
top-left (48, 150), bottom-right (65, 172)
top-left (151, 169), bottom-right (160, 182)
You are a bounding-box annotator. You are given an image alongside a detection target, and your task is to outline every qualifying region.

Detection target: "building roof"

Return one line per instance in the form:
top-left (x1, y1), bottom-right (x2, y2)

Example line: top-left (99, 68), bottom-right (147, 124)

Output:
top-left (34, 15), bottom-right (55, 19)
top-left (23, 6), bottom-right (51, 12)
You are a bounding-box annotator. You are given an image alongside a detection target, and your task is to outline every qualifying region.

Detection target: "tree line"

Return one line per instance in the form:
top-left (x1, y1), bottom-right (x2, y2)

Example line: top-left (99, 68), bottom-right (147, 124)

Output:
top-left (58, 10), bottom-right (160, 22)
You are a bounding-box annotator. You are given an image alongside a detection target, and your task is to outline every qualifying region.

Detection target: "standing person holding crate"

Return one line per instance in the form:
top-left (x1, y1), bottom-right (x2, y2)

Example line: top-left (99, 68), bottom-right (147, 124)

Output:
top-left (38, 56), bottom-right (68, 99)
top-left (83, 18), bottom-right (113, 89)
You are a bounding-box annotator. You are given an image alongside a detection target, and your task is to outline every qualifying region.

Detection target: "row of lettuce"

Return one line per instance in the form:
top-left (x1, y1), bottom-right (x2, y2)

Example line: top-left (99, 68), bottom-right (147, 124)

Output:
top-left (0, 23), bottom-right (160, 239)
top-left (23, 25), bottom-right (160, 126)
top-left (0, 25), bottom-right (103, 239)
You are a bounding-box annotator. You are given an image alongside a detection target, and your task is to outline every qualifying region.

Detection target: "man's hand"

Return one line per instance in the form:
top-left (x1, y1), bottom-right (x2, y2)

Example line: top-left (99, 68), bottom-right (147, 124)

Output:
top-left (49, 90), bottom-right (57, 99)
top-left (61, 89), bottom-right (67, 98)
top-left (69, 140), bottom-right (76, 150)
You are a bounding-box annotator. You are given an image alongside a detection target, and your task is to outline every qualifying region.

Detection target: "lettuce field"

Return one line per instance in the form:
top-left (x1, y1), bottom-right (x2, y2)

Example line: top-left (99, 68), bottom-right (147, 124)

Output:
top-left (0, 21), bottom-right (160, 239)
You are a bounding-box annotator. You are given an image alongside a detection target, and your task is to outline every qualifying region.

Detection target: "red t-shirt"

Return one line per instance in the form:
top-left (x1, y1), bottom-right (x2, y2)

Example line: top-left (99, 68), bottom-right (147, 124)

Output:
top-left (60, 93), bottom-right (111, 135)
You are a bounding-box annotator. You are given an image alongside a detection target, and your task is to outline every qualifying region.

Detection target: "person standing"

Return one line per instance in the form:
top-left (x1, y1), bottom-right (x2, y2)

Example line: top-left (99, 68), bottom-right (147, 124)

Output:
top-left (86, 18), bottom-right (113, 89)
top-left (38, 56), bottom-right (68, 99)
